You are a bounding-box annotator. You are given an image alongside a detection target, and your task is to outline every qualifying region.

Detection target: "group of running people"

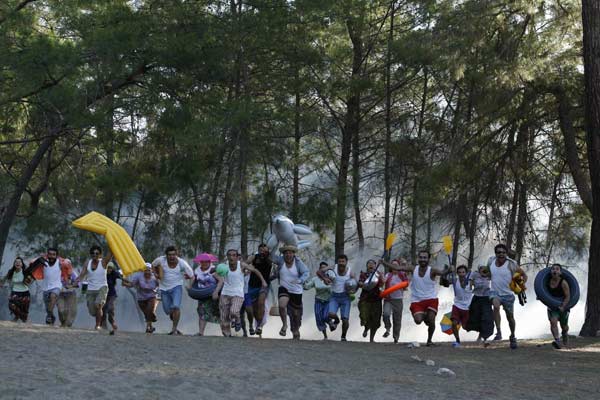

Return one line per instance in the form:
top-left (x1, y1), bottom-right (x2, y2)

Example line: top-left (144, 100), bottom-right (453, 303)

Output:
top-left (0, 242), bottom-right (572, 348)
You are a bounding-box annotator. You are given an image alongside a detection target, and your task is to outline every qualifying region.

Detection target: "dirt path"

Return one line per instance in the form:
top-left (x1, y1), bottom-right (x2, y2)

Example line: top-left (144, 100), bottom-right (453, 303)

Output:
top-left (0, 321), bottom-right (598, 400)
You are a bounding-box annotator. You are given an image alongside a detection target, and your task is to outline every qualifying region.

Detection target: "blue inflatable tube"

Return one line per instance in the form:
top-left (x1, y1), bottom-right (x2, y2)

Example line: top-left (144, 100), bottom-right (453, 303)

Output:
top-left (534, 268), bottom-right (580, 310)
top-left (187, 283), bottom-right (217, 300)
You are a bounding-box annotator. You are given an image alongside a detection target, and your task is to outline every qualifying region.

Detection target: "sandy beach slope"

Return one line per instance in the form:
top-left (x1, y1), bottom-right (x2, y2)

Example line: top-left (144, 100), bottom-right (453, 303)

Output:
top-left (0, 321), bottom-right (599, 400)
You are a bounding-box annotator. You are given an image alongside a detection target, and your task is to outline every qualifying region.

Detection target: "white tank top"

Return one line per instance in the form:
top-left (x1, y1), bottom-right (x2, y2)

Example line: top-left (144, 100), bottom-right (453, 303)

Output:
top-left (43, 259), bottom-right (62, 291)
top-left (87, 259), bottom-right (108, 290)
top-left (221, 261), bottom-right (245, 298)
top-left (453, 275), bottom-right (473, 310)
top-left (280, 261), bottom-right (303, 294)
top-left (490, 259), bottom-right (513, 296)
top-left (410, 266), bottom-right (437, 302)
top-left (332, 264), bottom-right (351, 294)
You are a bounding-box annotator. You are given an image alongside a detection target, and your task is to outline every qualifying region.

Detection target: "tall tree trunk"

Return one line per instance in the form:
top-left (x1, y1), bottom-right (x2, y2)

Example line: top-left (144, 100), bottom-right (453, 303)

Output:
top-left (0, 133), bottom-right (58, 264)
top-left (292, 84), bottom-right (301, 222)
top-left (131, 189), bottom-right (145, 242)
top-left (352, 114), bottom-right (364, 254)
top-left (383, 0), bottom-right (396, 247)
top-left (335, 19), bottom-right (363, 256)
top-left (514, 125), bottom-right (534, 263)
top-left (581, 0), bottom-right (600, 337)
top-left (545, 170), bottom-right (563, 266)
top-left (506, 183), bottom-right (520, 249)
top-left (218, 158), bottom-right (235, 259)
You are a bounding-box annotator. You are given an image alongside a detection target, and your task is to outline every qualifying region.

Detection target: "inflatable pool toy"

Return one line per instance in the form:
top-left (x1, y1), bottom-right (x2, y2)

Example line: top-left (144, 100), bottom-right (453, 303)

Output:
top-left (72, 211), bottom-right (145, 276)
top-left (345, 278), bottom-right (358, 294)
top-left (440, 311), bottom-right (459, 335)
top-left (215, 263), bottom-right (229, 277)
top-left (266, 215), bottom-right (313, 251)
top-left (534, 267), bottom-right (580, 310)
top-left (24, 256), bottom-right (73, 282)
top-left (379, 280), bottom-right (409, 298)
top-left (187, 282), bottom-right (217, 300)
top-left (509, 272), bottom-right (527, 306)
top-left (363, 273), bottom-right (379, 291)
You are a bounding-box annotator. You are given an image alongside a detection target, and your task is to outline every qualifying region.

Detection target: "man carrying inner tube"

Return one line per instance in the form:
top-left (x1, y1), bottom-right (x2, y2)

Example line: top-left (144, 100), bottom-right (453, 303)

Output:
top-left (381, 250), bottom-right (447, 346)
top-left (546, 263), bottom-right (571, 349)
top-left (487, 244), bottom-right (527, 349)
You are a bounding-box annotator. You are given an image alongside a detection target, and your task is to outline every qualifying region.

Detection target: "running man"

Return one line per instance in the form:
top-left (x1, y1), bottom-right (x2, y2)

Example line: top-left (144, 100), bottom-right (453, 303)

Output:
top-left (122, 263), bottom-right (160, 334)
top-left (152, 245), bottom-right (194, 335)
top-left (303, 261), bottom-right (334, 339)
top-left (41, 247), bottom-right (64, 326)
top-left (212, 249), bottom-right (267, 337)
top-left (324, 254), bottom-right (355, 342)
top-left (488, 244), bottom-right (527, 349)
top-left (274, 245), bottom-right (310, 340)
top-left (546, 263), bottom-right (571, 349)
top-left (79, 245), bottom-right (113, 331)
top-left (381, 250), bottom-right (447, 346)
top-left (449, 265), bottom-right (473, 347)
top-left (358, 259), bottom-right (384, 343)
top-left (57, 259), bottom-right (78, 328)
top-left (245, 243), bottom-right (275, 336)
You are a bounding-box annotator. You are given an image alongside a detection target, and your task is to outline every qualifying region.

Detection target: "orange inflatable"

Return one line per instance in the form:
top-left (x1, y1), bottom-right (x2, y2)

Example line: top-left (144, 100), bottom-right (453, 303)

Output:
top-left (379, 280), bottom-right (409, 298)
top-left (25, 256), bottom-right (73, 281)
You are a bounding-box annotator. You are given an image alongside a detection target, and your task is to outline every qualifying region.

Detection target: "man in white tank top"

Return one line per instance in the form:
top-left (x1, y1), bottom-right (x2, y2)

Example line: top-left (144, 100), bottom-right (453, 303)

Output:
top-left (41, 247), bottom-right (62, 325)
top-left (381, 250), bottom-right (447, 346)
top-left (449, 265), bottom-right (473, 347)
top-left (488, 244), bottom-right (527, 349)
top-left (326, 254), bottom-right (355, 341)
top-left (79, 245), bottom-right (113, 330)
top-left (213, 249), bottom-right (267, 337)
top-left (152, 245), bottom-right (194, 335)
top-left (274, 245), bottom-right (310, 340)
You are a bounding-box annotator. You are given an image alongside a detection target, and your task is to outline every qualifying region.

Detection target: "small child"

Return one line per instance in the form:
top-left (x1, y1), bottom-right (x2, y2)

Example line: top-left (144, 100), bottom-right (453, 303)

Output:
top-left (303, 262), bottom-right (334, 339)
top-left (466, 265), bottom-right (493, 346)
top-left (450, 265), bottom-right (473, 347)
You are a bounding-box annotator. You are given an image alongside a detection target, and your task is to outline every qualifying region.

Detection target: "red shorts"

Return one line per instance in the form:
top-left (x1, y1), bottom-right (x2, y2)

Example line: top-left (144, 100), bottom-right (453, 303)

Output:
top-left (451, 305), bottom-right (469, 327)
top-left (410, 298), bottom-right (439, 315)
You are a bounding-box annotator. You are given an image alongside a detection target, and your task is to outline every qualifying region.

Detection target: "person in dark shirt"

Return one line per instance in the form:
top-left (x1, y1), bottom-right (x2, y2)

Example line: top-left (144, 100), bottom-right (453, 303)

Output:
top-left (244, 243), bottom-right (275, 336)
top-left (358, 260), bottom-right (384, 343)
top-left (102, 261), bottom-right (129, 334)
top-left (547, 263), bottom-right (571, 349)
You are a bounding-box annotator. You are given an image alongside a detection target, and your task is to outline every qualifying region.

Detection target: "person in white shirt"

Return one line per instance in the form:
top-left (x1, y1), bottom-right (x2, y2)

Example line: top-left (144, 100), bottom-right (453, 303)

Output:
top-left (212, 249), bottom-right (267, 337)
top-left (449, 265), bottom-right (473, 347)
top-left (41, 247), bottom-right (63, 326)
top-left (488, 244), bottom-right (527, 349)
top-left (381, 250), bottom-right (447, 346)
top-left (152, 245), bottom-right (194, 335)
top-left (79, 245), bottom-right (113, 331)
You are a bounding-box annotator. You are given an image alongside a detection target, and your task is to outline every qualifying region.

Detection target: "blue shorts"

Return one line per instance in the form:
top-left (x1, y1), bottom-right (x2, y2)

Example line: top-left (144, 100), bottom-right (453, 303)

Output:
top-left (329, 293), bottom-right (351, 320)
top-left (244, 286), bottom-right (263, 307)
top-left (43, 288), bottom-right (60, 305)
top-left (489, 291), bottom-right (515, 314)
top-left (160, 285), bottom-right (183, 314)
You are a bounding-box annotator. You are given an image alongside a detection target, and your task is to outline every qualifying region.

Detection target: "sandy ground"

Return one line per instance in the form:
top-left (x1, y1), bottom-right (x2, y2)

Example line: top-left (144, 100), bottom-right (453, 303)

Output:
top-left (0, 321), bottom-right (599, 400)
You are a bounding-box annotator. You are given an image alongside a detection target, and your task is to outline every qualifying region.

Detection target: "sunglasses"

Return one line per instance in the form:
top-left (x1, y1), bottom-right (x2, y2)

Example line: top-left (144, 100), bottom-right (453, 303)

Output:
top-left (90, 251), bottom-right (100, 256)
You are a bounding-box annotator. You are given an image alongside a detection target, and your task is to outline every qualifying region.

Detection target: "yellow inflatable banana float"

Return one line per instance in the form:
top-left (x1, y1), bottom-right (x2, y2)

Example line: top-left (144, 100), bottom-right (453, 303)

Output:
top-left (72, 211), bottom-right (145, 276)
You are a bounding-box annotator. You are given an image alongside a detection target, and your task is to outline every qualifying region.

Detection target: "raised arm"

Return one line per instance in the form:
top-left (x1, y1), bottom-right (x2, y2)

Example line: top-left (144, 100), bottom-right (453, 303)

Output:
top-left (379, 259), bottom-right (415, 273)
